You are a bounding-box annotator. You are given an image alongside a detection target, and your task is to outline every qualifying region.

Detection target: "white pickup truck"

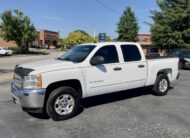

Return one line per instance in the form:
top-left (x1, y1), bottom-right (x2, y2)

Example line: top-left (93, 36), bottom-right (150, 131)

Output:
top-left (11, 42), bottom-right (180, 121)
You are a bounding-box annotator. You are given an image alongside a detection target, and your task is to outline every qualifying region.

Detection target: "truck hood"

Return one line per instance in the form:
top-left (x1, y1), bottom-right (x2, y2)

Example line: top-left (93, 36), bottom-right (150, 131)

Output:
top-left (18, 59), bottom-right (75, 74)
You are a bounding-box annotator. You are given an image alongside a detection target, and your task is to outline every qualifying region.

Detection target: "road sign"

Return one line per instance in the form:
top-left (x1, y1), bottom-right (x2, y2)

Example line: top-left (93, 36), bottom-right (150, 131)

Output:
top-left (99, 33), bottom-right (106, 42)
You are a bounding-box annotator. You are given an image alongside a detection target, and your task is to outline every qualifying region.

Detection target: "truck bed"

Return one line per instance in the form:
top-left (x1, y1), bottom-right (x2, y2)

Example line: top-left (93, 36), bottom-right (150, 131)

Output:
top-left (146, 56), bottom-right (177, 60)
top-left (145, 57), bottom-right (179, 86)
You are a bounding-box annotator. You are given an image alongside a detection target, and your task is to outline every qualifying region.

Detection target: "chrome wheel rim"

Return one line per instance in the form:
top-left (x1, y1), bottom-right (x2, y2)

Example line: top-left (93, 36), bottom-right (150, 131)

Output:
top-left (159, 79), bottom-right (168, 93)
top-left (54, 94), bottom-right (75, 115)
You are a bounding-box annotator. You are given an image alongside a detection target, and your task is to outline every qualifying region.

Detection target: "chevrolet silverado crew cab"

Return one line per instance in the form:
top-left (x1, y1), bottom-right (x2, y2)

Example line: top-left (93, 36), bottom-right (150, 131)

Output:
top-left (11, 42), bottom-right (180, 121)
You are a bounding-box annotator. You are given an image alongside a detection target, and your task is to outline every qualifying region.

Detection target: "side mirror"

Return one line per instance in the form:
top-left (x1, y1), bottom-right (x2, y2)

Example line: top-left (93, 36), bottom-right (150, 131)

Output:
top-left (90, 56), bottom-right (104, 65)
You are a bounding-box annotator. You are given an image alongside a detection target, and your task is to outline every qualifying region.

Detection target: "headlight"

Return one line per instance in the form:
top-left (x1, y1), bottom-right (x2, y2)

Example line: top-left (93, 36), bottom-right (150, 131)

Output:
top-left (23, 75), bottom-right (42, 89)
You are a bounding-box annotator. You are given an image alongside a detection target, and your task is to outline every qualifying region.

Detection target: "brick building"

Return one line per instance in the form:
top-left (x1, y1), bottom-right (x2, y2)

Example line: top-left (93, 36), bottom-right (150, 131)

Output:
top-left (0, 29), bottom-right (60, 48)
top-left (137, 34), bottom-right (152, 53)
top-left (0, 38), bottom-right (16, 48)
top-left (31, 29), bottom-right (60, 47)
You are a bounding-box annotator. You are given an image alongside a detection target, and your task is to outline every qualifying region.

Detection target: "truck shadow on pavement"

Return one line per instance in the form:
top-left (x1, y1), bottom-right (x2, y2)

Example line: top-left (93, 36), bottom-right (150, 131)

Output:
top-left (27, 87), bottom-right (151, 120)
top-left (28, 86), bottom-right (175, 120)
top-left (81, 87), bottom-right (151, 108)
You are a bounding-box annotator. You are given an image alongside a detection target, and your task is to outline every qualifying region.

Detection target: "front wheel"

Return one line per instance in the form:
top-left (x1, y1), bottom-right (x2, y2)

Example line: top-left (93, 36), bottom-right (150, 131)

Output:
top-left (152, 74), bottom-right (170, 96)
top-left (46, 86), bottom-right (80, 121)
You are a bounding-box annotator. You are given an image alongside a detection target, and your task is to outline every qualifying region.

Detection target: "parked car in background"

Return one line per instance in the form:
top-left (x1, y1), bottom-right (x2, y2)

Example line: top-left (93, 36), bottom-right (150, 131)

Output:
top-left (166, 49), bottom-right (190, 69)
top-left (43, 44), bottom-right (49, 49)
top-left (0, 47), bottom-right (14, 56)
top-left (146, 47), bottom-right (160, 58)
top-left (31, 45), bottom-right (40, 49)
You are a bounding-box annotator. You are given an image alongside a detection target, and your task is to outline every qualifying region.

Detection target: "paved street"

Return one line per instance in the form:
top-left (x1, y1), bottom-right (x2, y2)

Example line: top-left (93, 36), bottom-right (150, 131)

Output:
top-left (0, 54), bottom-right (190, 137)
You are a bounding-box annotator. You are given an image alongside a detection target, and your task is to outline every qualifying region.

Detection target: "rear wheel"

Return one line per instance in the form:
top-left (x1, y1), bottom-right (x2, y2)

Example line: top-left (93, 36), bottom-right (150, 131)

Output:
top-left (179, 61), bottom-right (184, 69)
top-left (46, 86), bottom-right (80, 121)
top-left (152, 74), bottom-right (170, 96)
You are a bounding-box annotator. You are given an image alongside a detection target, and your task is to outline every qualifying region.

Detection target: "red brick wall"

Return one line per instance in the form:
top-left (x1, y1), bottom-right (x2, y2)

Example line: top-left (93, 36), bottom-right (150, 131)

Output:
top-left (0, 38), bottom-right (17, 48)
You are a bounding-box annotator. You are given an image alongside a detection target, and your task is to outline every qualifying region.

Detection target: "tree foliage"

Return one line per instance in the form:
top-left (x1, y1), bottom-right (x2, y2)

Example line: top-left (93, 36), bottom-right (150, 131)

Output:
top-left (117, 6), bottom-right (139, 42)
top-left (0, 10), bottom-right (37, 53)
top-left (73, 30), bottom-right (90, 36)
top-left (61, 30), bottom-right (92, 48)
top-left (61, 30), bottom-right (112, 48)
top-left (150, 0), bottom-right (190, 49)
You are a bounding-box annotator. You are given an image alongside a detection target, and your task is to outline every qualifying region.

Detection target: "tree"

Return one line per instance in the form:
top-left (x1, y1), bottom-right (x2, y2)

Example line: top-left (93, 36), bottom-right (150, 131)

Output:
top-left (0, 10), bottom-right (37, 53)
top-left (150, 0), bottom-right (190, 49)
top-left (73, 30), bottom-right (90, 36)
top-left (117, 6), bottom-right (139, 42)
top-left (61, 30), bottom-right (92, 48)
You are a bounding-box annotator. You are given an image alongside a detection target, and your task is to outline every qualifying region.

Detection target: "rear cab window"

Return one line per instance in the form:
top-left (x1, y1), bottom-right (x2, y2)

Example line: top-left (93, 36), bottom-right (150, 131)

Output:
top-left (120, 45), bottom-right (142, 62)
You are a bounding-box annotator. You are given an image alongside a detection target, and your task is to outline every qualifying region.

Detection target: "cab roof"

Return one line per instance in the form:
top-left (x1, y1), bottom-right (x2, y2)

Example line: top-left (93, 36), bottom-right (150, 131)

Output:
top-left (79, 42), bottom-right (139, 46)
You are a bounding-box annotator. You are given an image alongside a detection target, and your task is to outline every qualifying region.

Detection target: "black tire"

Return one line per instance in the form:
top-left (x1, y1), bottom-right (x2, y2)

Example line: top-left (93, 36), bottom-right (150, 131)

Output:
top-left (152, 74), bottom-right (170, 96)
top-left (46, 86), bottom-right (80, 121)
top-left (5, 52), bottom-right (9, 56)
top-left (179, 61), bottom-right (184, 69)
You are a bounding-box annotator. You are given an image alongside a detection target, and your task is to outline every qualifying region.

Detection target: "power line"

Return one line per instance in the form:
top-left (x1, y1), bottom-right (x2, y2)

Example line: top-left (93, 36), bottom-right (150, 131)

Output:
top-left (95, 0), bottom-right (121, 15)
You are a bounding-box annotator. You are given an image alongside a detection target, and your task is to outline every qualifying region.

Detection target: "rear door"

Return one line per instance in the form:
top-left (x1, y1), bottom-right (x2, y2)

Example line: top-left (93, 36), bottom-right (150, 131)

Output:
top-left (120, 44), bottom-right (147, 89)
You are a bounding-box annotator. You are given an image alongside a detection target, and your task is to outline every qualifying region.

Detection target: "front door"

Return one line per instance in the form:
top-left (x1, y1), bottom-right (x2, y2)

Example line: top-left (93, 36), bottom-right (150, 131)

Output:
top-left (84, 45), bottom-right (123, 97)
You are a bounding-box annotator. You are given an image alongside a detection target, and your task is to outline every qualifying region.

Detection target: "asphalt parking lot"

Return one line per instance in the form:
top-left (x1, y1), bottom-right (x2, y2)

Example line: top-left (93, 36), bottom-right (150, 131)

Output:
top-left (0, 49), bottom-right (62, 70)
top-left (0, 54), bottom-right (190, 137)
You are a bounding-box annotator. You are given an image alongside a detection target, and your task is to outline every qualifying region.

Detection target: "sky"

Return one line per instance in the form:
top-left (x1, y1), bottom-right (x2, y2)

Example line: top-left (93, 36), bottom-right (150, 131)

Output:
top-left (0, 0), bottom-right (158, 39)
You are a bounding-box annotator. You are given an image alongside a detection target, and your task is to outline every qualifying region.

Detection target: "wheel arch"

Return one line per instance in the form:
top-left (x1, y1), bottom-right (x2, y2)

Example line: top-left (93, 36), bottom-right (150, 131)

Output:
top-left (44, 79), bottom-right (83, 109)
top-left (157, 68), bottom-right (172, 80)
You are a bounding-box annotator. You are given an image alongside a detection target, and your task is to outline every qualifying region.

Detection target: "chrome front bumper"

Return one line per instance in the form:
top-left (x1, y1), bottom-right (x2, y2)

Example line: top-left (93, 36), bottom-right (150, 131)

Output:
top-left (11, 82), bottom-right (46, 113)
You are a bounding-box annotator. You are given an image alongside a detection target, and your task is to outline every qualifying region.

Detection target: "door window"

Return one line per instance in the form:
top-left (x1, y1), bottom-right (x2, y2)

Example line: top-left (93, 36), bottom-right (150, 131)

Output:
top-left (121, 45), bottom-right (141, 62)
top-left (93, 45), bottom-right (119, 64)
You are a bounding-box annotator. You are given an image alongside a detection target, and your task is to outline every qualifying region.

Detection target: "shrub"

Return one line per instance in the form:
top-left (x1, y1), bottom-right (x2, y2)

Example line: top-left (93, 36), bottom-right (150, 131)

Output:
top-left (9, 46), bottom-right (20, 54)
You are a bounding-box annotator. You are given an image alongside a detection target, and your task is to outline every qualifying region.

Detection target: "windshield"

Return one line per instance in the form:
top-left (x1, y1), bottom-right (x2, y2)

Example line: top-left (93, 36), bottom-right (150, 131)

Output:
top-left (58, 45), bottom-right (96, 63)
top-left (182, 50), bottom-right (190, 56)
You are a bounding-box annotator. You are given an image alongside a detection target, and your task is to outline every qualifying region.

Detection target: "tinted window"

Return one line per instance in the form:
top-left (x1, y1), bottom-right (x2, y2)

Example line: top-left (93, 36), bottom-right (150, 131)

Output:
top-left (121, 45), bottom-right (141, 62)
top-left (59, 45), bottom-right (96, 63)
top-left (93, 45), bottom-right (119, 64)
